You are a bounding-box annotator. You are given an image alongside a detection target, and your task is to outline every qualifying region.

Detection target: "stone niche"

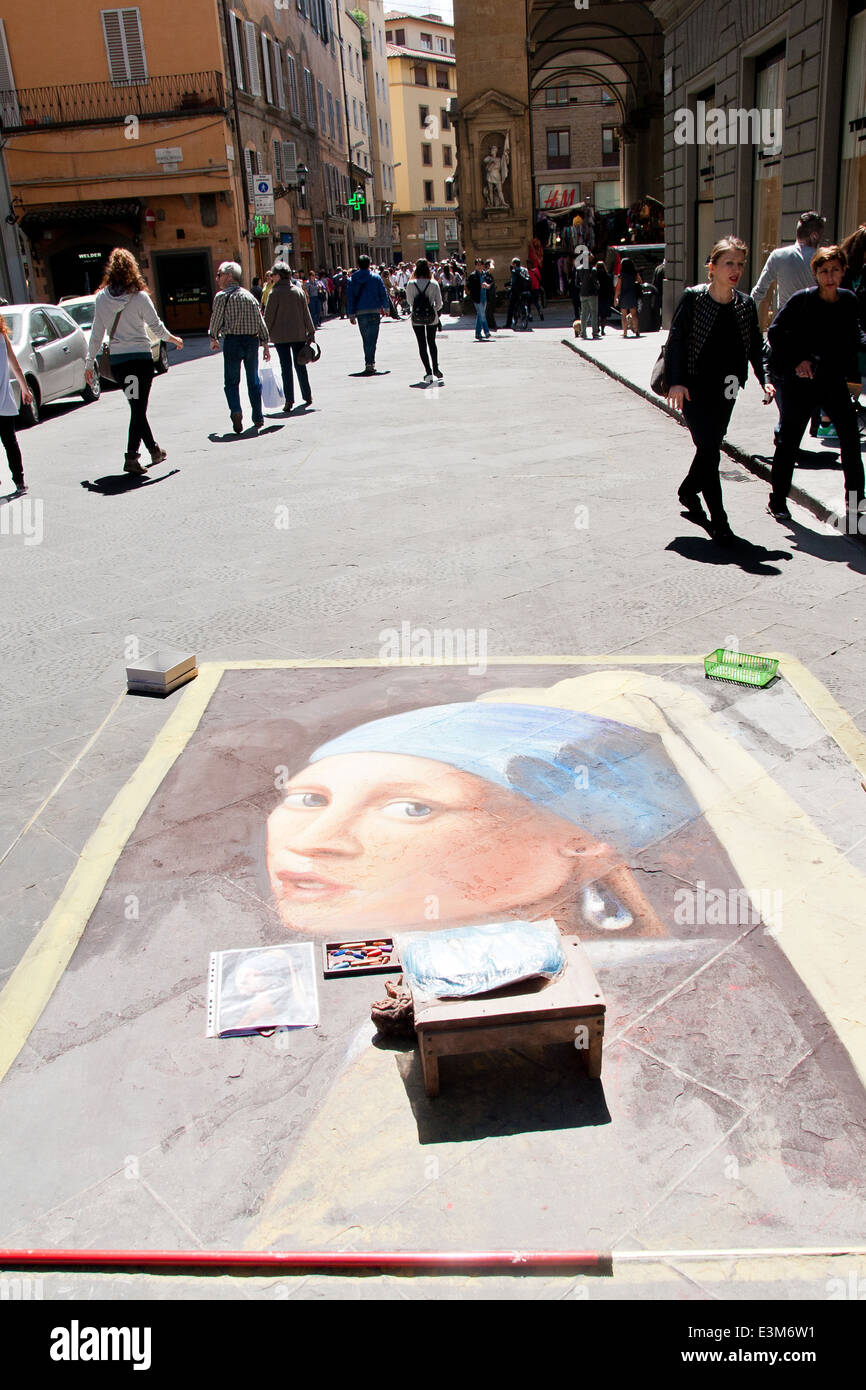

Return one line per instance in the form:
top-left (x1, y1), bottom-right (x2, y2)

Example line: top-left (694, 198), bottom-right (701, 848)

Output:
top-left (453, 89), bottom-right (532, 269)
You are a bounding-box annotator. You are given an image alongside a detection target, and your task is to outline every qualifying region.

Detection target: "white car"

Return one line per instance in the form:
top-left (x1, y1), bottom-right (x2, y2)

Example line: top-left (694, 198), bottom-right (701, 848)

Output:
top-left (3, 302), bottom-right (100, 426)
top-left (59, 293), bottom-right (170, 386)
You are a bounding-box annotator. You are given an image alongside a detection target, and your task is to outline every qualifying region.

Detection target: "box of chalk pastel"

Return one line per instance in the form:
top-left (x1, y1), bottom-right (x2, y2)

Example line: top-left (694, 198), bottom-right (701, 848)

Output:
top-left (322, 937), bottom-right (401, 979)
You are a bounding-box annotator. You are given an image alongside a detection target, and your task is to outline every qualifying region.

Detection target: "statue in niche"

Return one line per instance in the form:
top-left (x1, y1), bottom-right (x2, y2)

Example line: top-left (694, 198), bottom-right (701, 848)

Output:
top-left (482, 132), bottom-right (510, 209)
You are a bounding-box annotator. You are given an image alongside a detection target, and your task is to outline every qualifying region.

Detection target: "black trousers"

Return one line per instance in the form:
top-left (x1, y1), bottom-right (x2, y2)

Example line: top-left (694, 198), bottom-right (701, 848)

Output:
top-left (413, 324), bottom-right (439, 373)
top-left (274, 341), bottom-right (311, 405)
top-left (771, 374), bottom-right (864, 520)
top-left (680, 385), bottom-right (736, 526)
top-left (111, 357), bottom-right (156, 454)
top-left (0, 414), bottom-right (23, 489)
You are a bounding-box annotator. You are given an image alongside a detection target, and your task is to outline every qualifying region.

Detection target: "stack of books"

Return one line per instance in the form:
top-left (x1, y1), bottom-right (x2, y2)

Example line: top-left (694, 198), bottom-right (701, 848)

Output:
top-left (126, 648), bottom-right (197, 697)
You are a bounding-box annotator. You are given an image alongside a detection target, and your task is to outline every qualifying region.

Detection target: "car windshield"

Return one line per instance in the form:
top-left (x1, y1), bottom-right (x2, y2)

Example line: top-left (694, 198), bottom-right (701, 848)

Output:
top-left (63, 302), bottom-right (94, 328)
top-left (1, 313), bottom-right (23, 344)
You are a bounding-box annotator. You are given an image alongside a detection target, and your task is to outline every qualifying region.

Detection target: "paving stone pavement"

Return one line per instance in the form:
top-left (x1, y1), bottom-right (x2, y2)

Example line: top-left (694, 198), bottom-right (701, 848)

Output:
top-left (1, 302), bottom-right (865, 1301)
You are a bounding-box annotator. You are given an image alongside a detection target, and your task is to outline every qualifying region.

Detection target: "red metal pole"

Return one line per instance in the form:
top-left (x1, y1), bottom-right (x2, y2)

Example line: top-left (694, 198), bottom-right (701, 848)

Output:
top-left (0, 1248), bottom-right (611, 1274)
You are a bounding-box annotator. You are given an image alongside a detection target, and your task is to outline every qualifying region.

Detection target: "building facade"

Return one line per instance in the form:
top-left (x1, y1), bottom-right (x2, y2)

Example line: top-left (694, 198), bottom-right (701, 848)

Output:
top-left (0, 0), bottom-right (239, 329)
top-left (651, 0), bottom-right (859, 325)
top-left (385, 10), bottom-right (459, 263)
top-left (0, 0), bottom-right (393, 323)
top-left (224, 0), bottom-right (349, 280)
top-left (452, 1), bottom-right (663, 273)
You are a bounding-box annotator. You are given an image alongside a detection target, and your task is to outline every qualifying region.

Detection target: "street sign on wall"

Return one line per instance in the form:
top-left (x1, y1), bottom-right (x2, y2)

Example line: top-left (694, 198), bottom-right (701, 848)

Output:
top-left (254, 175), bottom-right (275, 215)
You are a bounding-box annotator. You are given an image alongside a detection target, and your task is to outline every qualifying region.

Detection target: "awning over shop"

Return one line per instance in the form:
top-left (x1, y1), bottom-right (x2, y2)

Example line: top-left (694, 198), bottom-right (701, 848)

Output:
top-left (20, 199), bottom-right (142, 232)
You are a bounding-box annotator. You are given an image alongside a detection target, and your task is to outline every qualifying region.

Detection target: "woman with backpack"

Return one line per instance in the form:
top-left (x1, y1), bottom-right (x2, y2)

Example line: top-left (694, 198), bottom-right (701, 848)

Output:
top-left (406, 259), bottom-right (443, 384)
top-left (85, 248), bottom-right (182, 474)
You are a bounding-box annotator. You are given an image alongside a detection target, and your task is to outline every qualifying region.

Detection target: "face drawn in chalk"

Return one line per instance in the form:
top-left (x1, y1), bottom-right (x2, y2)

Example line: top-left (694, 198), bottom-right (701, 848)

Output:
top-left (266, 702), bottom-right (698, 936)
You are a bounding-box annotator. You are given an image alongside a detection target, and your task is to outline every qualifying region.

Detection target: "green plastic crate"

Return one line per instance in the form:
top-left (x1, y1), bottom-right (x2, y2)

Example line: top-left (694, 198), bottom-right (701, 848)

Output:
top-left (704, 648), bottom-right (779, 687)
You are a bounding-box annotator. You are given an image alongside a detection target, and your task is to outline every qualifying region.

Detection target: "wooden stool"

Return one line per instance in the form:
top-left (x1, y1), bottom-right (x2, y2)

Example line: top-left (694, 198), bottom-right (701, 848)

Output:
top-left (411, 936), bottom-right (605, 1098)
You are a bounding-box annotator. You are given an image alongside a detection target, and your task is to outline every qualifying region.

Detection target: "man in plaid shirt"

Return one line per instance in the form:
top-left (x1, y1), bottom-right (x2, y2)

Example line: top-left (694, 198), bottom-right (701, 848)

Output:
top-left (209, 262), bottom-right (271, 433)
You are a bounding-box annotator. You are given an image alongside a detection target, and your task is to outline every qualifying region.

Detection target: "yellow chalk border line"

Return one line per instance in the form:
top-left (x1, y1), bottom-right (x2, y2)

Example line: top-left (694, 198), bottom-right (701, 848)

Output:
top-left (0, 653), bottom-right (863, 1086)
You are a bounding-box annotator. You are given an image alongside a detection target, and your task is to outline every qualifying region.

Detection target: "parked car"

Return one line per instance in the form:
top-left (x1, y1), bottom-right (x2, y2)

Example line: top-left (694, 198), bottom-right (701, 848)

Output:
top-left (3, 303), bottom-right (100, 426)
top-left (59, 293), bottom-right (169, 385)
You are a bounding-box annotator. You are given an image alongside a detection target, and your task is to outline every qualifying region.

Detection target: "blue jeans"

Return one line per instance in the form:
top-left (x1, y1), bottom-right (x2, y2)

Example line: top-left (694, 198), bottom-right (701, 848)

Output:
top-left (475, 291), bottom-right (490, 338)
top-left (274, 342), bottom-right (311, 405)
top-left (223, 335), bottom-right (262, 421)
top-left (356, 311), bottom-right (381, 366)
top-left (308, 296), bottom-right (322, 328)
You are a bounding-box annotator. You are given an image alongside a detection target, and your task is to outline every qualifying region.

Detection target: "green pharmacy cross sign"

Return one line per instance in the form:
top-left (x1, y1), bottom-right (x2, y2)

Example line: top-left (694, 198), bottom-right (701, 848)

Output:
top-left (348, 190), bottom-right (366, 210)
top-left (253, 214), bottom-right (270, 237)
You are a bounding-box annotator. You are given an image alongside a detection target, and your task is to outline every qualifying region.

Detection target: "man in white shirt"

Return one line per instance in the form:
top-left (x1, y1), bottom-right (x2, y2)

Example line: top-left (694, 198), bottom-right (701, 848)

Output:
top-left (751, 211), bottom-right (826, 443)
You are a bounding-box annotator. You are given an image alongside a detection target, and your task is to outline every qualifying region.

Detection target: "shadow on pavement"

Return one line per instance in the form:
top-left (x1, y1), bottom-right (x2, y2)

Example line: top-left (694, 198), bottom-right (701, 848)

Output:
top-left (667, 534), bottom-right (792, 576)
top-left (383, 1040), bottom-right (612, 1142)
top-left (207, 425), bottom-right (284, 442)
top-left (80, 469), bottom-right (180, 495)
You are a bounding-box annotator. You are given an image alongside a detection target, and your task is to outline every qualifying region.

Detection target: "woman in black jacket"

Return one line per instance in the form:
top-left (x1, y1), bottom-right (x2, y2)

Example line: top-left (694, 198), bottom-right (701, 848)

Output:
top-left (666, 237), bottom-right (774, 546)
top-left (767, 246), bottom-right (866, 530)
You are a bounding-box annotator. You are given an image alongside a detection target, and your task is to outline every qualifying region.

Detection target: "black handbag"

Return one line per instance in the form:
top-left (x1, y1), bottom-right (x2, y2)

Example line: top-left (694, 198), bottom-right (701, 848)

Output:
top-left (650, 341), bottom-right (668, 396)
top-left (297, 340), bottom-right (320, 366)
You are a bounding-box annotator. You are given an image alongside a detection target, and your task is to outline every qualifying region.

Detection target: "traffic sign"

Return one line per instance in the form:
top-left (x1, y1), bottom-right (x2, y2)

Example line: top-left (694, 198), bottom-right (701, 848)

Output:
top-left (254, 174), bottom-right (275, 214)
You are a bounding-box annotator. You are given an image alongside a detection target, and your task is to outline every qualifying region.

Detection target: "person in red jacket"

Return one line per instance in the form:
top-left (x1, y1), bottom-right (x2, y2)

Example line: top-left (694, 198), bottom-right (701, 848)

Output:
top-left (528, 263), bottom-right (545, 322)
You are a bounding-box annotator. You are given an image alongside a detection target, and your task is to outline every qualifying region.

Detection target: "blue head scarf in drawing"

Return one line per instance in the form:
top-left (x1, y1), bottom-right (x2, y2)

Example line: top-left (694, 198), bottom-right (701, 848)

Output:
top-left (310, 702), bottom-right (699, 853)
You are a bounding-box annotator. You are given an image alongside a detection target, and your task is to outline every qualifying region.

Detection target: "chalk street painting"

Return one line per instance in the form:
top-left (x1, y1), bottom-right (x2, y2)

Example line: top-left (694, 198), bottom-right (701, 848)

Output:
top-left (1, 662), bottom-right (865, 1253)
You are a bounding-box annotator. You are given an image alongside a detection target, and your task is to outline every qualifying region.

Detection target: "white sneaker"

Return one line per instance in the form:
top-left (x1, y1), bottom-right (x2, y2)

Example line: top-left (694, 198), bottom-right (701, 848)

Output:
top-left (424, 373), bottom-right (433, 384)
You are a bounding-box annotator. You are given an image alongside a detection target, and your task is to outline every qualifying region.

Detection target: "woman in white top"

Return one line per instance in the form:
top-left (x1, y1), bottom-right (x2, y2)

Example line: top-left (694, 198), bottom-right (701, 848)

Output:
top-left (406, 259), bottom-right (444, 383)
top-left (85, 248), bottom-right (181, 474)
top-left (0, 313), bottom-right (34, 495)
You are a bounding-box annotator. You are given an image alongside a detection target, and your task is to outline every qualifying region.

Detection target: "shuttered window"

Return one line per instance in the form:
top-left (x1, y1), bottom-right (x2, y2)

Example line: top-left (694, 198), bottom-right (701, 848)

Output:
top-left (286, 52), bottom-right (299, 114)
top-left (0, 19), bottom-right (19, 128)
top-left (281, 141), bottom-right (297, 177)
top-left (303, 68), bottom-right (315, 127)
top-left (243, 147), bottom-right (255, 201)
top-left (274, 47), bottom-right (285, 108)
top-left (101, 8), bottom-right (148, 84)
top-left (273, 140), bottom-right (282, 184)
top-left (229, 12), bottom-right (245, 89)
top-left (244, 21), bottom-right (261, 97)
top-left (260, 32), bottom-right (273, 104)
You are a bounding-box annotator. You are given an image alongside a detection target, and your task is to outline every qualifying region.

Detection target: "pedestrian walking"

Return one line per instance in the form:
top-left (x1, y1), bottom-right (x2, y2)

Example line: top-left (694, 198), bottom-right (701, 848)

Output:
top-left (406, 258), bottom-right (443, 383)
top-left (766, 245), bottom-right (866, 532)
top-left (466, 258), bottom-right (492, 340)
top-left (578, 261), bottom-right (601, 339)
top-left (666, 237), bottom-right (773, 547)
top-left (303, 273), bottom-right (323, 328)
top-left (208, 261), bottom-right (271, 433)
top-left (614, 256), bottom-right (641, 337)
top-left (346, 255), bottom-right (391, 375)
top-left (332, 267), bottom-right (348, 318)
top-left (528, 263), bottom-right (545, 321)
top-left (505, 257), bottom-right (531, 329)
top-left (751, 211), bottom-right (826, 444)
top-left (595, 260), bottom-right (613, 334)
top-left (0, 311), bottom-right (33, 495)
top-left (484, 261), bottom-right (499, 332)
top-left (264, 262), bottom-right (316, 411)
top-left (84, 248), bottom-right (182, 473)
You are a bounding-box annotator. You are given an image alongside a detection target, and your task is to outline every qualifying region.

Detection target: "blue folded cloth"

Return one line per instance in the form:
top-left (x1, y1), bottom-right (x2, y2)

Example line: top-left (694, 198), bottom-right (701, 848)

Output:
top-left (397, 919), bottom-right (564, 999)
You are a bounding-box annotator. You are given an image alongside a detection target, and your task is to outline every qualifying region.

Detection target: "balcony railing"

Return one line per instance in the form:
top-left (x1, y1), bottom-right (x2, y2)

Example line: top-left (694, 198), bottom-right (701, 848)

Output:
top-left (1, 71), bottom-right (226, 133)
